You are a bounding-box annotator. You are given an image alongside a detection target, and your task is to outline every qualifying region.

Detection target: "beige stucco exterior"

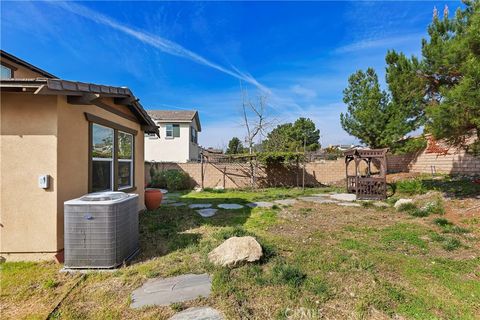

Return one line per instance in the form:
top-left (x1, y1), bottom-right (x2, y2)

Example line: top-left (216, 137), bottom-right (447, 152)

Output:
top-left (1, 92), bottom-right (146, 261)
top-left (145, 121), bottom-right (200, 163)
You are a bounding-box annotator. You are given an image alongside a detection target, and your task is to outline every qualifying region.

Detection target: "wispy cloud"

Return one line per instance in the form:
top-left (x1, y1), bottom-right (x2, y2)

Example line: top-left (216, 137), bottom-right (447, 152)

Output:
top-left (290, 84), bottom-right (317, 99)
top-left (52, 1), bottom-right (270, 93)
top-left (335, 33), bottom-right (425, 53)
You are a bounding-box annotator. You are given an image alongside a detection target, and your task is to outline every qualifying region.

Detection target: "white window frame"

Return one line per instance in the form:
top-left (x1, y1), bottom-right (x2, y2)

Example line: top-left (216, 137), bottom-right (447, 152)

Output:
top-left (92, 123), bottom-right (114, 192)
top-left (118, 131), bottom-right (134, 190)
top-left (166, 124), bottom-right (173, 138)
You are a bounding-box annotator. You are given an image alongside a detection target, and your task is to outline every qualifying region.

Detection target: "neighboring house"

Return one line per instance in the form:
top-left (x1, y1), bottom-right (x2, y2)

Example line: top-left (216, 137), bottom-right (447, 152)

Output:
top-left (145, 110), bottom-right (201, 163)
top-left (0, 50), bottom-right (158, 261)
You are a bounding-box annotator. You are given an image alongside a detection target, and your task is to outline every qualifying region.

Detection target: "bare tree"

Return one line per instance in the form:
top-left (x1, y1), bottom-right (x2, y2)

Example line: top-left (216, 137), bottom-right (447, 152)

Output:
top-left (240, 84), bottom-right (269, 154)
top-left (239, 83), bottom-right (272, 188)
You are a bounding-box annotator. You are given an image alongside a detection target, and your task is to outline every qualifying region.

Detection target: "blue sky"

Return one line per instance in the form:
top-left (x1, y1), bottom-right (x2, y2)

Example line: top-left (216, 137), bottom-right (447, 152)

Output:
top-left (1, 1), bottom-right (462, 148)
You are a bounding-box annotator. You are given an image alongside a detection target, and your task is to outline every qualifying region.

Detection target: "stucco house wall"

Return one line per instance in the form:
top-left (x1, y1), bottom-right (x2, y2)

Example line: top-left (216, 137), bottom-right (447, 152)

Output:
top-left (0, 51), bottom-right (155, 261)
top-left (145, 120), bottom-right (200, 163)
top-left (0, 94), bottom-right (147, 261)
top-left (1, 94), bottom-right (59, 258)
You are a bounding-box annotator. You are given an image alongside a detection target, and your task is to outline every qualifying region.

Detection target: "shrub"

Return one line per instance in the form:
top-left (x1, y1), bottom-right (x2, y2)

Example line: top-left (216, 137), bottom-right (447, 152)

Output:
top-left (150, 170), bottom-right (190, 191)
top-left (434, 218), bottom-right (470, 234)
top-left (396, 179), bottom-right (426, 195)
top-left (423, 198), bottom-right (446, 215)
top-left (397, 202), bottom-right (417, 212)
top-left (433, 218), bottom-right (452, 227)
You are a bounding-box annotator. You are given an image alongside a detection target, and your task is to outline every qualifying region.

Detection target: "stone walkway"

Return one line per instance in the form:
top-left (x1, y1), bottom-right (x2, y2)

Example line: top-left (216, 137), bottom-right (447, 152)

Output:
top-left (273, 199), bottom-right (297, 206)
top-left (218, 203), bottom-right (244, 210)
top-left (131, 274), bottom-right (211, 309)
top-left (169, 307), bottom-right (224, 320)
top-left (197, 208), bottom-right (218, 217)
top-left (246, 201), bottom-right (275, 208)
top-left (189, 204), bottom-right (212, 209)
top-left (169, 202), bottom-right (187, 207)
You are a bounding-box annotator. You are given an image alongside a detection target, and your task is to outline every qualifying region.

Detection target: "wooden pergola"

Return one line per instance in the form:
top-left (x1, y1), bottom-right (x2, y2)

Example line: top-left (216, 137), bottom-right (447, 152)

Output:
top-left (344, 148), bottom-right (388, 200)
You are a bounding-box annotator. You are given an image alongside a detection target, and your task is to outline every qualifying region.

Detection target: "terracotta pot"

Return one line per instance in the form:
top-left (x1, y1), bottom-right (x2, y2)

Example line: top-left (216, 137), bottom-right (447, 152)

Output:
top-left (145, 188), bottom-right (163, 210)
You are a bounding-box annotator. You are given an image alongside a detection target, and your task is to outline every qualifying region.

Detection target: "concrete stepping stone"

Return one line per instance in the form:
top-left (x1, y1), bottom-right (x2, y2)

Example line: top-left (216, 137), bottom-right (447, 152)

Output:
top-left (159, 189), bottom-right (168, 194)
top-left (298, 196), bottom-right (337, 204)
top-left (337, 202), bottom-right (361, 207)
top-left (131, 273), bottom-right (211, 309)
top-left (168, 202), bottom-right (187, 207)
top-left (162, 199), bottom-right (177, 204)
top-left (330, 193), bottom-right (357, 202)
top-left (246, 201), bottom-right (275, 208)
top-left (312, 193), bottom-right (332, 197)
top-left (197, 209), bottom-right (217, 217)
top-left (189, 203), bottom-right (212, 209)
top-left (169, 307), bottom-right (224, 320)
top-left (218, 203), bottom-right (244, 210)
top-left (273, 199), bottom-right (297, 206)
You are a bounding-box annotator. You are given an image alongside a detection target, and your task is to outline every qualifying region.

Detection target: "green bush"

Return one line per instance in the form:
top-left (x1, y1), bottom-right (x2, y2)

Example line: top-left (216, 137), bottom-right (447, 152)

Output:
top-left (397, 202), bottom-right (417, 212)
top-left (433, 218), bottom-right (452, 227)
top-left (423, 198), bottom-right (446, 215)
top-left (396, 179), bottom-right (427, 195)
top-left (150, 170), bottom-right (191, 191)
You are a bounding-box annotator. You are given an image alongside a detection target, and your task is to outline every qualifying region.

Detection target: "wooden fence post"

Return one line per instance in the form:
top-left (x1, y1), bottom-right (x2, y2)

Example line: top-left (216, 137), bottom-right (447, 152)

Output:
top-left (223, 166), bottom-right (226, 189)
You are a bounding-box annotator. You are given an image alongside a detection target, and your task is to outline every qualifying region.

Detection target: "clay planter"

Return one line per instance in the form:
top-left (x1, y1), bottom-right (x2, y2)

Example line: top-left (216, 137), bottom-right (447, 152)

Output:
top-left (145, 188), bottom-right (163, 210)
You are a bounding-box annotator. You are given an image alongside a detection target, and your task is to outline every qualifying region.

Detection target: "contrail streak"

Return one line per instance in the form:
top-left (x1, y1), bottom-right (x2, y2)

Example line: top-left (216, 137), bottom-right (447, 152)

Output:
top-left (53, 1), bottom-right (270, 93)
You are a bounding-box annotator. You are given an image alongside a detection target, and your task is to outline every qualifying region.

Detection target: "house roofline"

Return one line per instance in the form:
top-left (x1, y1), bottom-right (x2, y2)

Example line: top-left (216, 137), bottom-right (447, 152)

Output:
top-left (0, 78), bottom-right (158, 135)
top-left (1, 50), bottom-right (57, 79)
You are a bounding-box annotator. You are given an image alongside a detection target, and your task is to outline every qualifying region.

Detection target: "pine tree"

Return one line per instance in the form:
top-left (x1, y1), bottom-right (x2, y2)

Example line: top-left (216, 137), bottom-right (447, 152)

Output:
top-left (225, 137), bottom-right (245, 154)
top-left (421, 1), bottom-right (480, 148)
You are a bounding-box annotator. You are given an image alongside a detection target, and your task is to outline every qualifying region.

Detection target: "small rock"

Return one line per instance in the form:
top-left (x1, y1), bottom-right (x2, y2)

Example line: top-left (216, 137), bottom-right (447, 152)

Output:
top-left (208, 236), bottom-right (263, 267)
top-left (189, 204), bottom-right (212, 209)
top-left (218, 203), bottom-right (243, 210)
top-left (169, 307), bottom-right (224, 320)
top-left (194, 186), bottom-right (203, 192)
top-left (213, 186), bottom-right (224, 190)
top-left (394, 199), bottom-right (414, 210)
top-left (196, 209), bottom-right (217, 217)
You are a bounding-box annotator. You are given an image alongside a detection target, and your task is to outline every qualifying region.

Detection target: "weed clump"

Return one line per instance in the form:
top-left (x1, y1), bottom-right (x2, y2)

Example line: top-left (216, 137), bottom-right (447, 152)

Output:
top-left (271, 262), bottom-right (306, 288)
top-left (396, 179), bottom-right (426, 195)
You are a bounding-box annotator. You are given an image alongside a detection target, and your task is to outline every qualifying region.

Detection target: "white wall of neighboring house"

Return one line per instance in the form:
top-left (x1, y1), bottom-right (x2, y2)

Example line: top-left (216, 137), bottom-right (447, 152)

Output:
top-left (145, 121), bottom-right (200, 163)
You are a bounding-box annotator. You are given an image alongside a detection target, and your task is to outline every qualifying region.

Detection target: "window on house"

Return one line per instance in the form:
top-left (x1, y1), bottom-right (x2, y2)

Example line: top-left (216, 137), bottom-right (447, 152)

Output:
top-left (1, 65), bottom-right (12, 79)
top-left (90, 118), bottom-right (136, 193)
top-left (92, 124), bottom-right (114, 192)
top-left (118, 131), bottom-right (133, 189)
top-left (166, 124), bottom-right (180, 138)
top-left (191, 127), bottom-right (197, 144)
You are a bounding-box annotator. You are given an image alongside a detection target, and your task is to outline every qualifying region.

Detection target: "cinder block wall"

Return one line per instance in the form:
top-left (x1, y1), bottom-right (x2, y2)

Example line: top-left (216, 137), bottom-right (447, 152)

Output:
top-left (146, 146), bottom-right (479, 189)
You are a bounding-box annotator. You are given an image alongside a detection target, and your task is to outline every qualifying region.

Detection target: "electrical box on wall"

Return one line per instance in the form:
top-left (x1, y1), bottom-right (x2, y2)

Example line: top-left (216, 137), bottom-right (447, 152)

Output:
top-left (38, 174), bottom-right (49, 189)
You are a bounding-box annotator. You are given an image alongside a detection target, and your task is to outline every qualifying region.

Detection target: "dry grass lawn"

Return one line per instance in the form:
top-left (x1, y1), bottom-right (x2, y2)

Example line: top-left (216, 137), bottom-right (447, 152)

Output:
top-left (1, 178), bottom-right (479, 319)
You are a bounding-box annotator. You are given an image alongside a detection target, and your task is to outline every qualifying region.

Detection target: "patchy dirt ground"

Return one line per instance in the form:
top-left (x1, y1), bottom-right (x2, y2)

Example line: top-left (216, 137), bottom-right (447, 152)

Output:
top-left (1, 184), bottom-right (479, 319)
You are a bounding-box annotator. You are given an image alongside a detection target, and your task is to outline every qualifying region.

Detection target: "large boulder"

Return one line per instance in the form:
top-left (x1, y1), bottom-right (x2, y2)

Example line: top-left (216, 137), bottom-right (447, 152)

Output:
top-left (208, 236), bottom-right (263, 267)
